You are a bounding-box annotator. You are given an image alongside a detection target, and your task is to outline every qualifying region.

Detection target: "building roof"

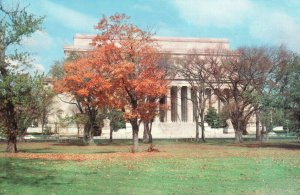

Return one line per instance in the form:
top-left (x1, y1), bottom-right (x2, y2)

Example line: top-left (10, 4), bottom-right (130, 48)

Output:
top-left (64, 34), bottom-right (230, 55)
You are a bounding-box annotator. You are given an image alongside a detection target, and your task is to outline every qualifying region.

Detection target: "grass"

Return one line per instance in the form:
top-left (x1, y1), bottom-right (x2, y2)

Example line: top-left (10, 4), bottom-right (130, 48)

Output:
top-left (1, 139), bottom-right (300, 194)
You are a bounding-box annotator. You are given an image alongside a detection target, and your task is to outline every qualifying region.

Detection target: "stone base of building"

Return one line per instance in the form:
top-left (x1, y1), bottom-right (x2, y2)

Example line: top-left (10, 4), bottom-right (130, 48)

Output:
top-left (101, 122), bottom-right (256, 139)
top-left (27, 121), bottom-right (257, 139)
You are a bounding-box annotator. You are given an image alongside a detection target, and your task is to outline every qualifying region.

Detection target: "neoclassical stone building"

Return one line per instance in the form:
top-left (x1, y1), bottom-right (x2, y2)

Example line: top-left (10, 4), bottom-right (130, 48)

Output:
top-left (32, 34), bottom-right (255, 138)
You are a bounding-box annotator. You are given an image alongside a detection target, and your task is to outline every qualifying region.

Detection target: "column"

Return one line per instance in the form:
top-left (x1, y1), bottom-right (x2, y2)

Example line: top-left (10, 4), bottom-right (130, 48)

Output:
top-left (181, 86), bottom-right (188, 122)
top-left (187, 87), bottom-right (193, 122)
top-left (166, 87), bottom-right (171, 122)
top-left (177, 86), bottom-right (181, 122)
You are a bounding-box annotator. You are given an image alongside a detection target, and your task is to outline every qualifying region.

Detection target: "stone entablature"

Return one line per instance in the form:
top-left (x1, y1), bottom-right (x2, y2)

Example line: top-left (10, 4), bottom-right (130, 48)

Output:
top-left (64, 34), bottom-right (230, 55)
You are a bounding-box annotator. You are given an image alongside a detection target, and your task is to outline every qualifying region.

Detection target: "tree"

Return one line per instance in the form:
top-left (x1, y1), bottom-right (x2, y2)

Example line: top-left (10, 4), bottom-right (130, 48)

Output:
top-left (50, 60), bottom-right (65, 80)
top-left (0, 73), bottom-right (53, 142)
top-left (38, 84), bottom-right (55, 134)
top-left (54, 56), bottom-right (111, 144)
top-left (92, 14), bottom-right (168, 152)
top-left (272, 53), bottom-right (300, 135)
top-left (205, 107), bottom-right (227, 128)
top-left (15, 74), bottom-right (54, 140)
top-left (287, 55), bottom-right (300, 131)
top-left (142, 53), bottom-right (173, 144)
top-left (106, 109), bottom-right (125, 142)
top-left (200, 47), bottom-right (290, 142)
top-left (0, 2), bottom-right (43, 152)
top-left (177, 51), bottom-right (214, 142)
top-left (56, 14), bottom-right (167, 151)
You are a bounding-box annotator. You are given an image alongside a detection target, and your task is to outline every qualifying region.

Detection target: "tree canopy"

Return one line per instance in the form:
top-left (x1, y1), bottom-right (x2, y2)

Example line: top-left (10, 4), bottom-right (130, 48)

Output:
top-left (54, 14), bottom-right (168, 151)
top-left (0, 1), bottom-right (44, 152)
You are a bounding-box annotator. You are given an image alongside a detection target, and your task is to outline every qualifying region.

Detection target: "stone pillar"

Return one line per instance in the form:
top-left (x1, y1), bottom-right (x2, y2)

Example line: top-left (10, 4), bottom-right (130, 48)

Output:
top-left (187, 87), bottom-right (193, 122)
top-left (177, 86), bottom-right (181, 122)
top-left (166, 87), bottom-right (171, 122)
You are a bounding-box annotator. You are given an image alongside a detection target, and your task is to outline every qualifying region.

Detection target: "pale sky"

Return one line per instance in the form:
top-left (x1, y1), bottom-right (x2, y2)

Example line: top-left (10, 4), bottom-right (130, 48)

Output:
top-left (10, 0), bottom-right (300, 72)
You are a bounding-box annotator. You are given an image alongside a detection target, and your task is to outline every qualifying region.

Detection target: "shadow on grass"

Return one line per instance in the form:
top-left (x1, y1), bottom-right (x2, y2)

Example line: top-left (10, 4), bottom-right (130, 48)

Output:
top-left (0, 159), bottom-right (63, 188)
top-left (52, 142), bottom-right (87, 147)
top-left (18, 148), bottom-right (54, 153)
top-left (238, 141), bottom-right (300, 150)
top-left (97, 140), bottom-right (132, 146)
top-left (50, 139), bottom-right (133, 147)
top-left (92, 151), bottom-right (118, 154)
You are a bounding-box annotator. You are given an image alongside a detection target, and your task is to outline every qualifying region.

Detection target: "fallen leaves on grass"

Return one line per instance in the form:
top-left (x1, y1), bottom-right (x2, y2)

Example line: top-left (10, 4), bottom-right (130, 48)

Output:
top-left (146, 144), bottom-right (160, 152)
top-left (0, 151), bottom-right (170, 161)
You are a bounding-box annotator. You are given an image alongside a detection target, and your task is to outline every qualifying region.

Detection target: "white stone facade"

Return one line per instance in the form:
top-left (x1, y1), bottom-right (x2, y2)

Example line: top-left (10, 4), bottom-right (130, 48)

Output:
top-left (28, 35), bottom-right (256, 138)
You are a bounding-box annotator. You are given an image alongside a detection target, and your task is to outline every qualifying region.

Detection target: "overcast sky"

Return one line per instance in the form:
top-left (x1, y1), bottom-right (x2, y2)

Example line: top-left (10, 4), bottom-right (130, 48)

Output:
top-left (11, 0), bottom-right (300, 72)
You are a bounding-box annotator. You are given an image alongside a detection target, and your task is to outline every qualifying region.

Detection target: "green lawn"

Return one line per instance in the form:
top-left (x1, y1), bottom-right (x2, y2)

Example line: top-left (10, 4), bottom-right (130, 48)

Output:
top-left (1, 139), bottom-right (300, 194)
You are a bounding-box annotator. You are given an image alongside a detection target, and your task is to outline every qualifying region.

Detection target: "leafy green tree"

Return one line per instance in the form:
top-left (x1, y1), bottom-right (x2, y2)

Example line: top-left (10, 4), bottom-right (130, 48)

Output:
top-left (0, 2), bottom-right (43, 152)
top-left (50, 52), bottom-right (80, 80)
top-left (0, 73), bottom-right (53, 141)
top-left (280, 54), bottom-right (300, 133)
top-left (50, 60), bottom-right (65, 80)
top-left (205, 107), bottom-right (228, 128)
top-left (205, 107), bottom-right (218, 128)
top-left (108, 109), bottom-right (126, 142)
top-left (257, 53), bottom-right (300, 138)
top-left (287, 56), bottom-right (300, 130)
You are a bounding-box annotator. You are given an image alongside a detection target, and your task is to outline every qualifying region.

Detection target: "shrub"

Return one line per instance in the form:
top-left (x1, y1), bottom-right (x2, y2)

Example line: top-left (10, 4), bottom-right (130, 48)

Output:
top-left (205, 107), bottom-right (228, 128)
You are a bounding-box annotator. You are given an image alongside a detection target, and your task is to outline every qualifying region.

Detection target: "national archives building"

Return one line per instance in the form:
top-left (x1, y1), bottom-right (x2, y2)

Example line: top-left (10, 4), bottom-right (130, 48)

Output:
top-left (30, 35), bottom-right (256, 138)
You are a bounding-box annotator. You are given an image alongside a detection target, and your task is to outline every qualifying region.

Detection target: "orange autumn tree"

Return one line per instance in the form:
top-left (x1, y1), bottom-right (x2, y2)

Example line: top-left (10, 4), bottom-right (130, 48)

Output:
top-left (54, 57), bottom-right (111, 144)
top-left (90, 14), bottom-right (168, 152)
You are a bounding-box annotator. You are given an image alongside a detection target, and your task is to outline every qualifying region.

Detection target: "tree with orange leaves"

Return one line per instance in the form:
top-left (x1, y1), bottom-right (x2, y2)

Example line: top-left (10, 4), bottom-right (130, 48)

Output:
top-left (54, 56), bottom-right (112, 144)
top-left (55, 14), bottom-right (167, 151)
top-left (91, 14), bottom-right (168, 152)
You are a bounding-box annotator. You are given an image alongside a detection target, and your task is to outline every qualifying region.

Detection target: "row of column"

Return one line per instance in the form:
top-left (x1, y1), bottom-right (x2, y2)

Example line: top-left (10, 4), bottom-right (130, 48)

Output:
top-left (158, 86), bottom-right (218, 123)
top-left (162, 86), bottom-right (195, 123)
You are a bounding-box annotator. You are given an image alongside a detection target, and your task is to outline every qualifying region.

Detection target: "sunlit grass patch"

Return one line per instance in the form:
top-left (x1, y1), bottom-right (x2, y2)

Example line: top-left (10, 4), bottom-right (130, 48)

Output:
top-left (1, 139), bottom-right (300, 194)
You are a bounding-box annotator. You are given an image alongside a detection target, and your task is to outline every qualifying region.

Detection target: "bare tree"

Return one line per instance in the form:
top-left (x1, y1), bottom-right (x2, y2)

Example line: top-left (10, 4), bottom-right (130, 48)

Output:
top-left (177, 50), bottom-right (213, 142)
top-left (200, 46), bottom-right (290, 143)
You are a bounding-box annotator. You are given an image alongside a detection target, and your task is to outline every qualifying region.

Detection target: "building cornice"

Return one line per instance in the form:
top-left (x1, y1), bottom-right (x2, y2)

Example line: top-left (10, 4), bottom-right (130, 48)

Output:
top-left (73, 33), bottom-right (229, 44)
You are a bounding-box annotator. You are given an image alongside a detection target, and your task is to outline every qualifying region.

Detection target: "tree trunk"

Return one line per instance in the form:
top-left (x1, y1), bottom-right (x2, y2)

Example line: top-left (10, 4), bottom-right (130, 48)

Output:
top-left (231, 116), bottom-right (243, 143)
top-left (241, 118), bottom-right (248, 135)
top-left (109, 124), bottom-right (113, 143)
top-left (143, 121), bottom-right (153, 144)
top-left (234, 131), bottom-right (243, 143)
top-left (19, 128), bottom-right (27, 142)
top-left (255, 110), bottom-right (261, 141)
top-left (6, 100), bottom-right (18, 153)
top-left (41, 122), bottom-right (44, 135)
top-left (241, 121), bottom-right (248, 135)
top-left (7, 130), bottom-right (17, 153)
top-left (148, 130), bottom-right (153, 144)
top-left (200, 110), bottom-right (206, 142)
top-left (261, 122), bottom-right (266, 141)
top-left (143, 122), bottom-right (149, 143)
top-left (83, 123), bottom-right (94, 145)
top-left (195, 117), bottom-right (200, 142)
top-left (146, 121), bottom-right (153, 144)
top-left (130, 120), bottom-right (139, 153)
top-left (201, 122), bottom-right (205, 142)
